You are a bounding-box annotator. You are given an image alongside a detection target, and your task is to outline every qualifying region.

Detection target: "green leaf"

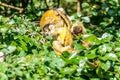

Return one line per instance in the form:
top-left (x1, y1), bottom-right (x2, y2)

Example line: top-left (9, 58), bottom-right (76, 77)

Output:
top-left (6, 69), bottom-right (15, 78)
top-left (115, 47), bottom-right (120, 52)
top-left (0, 63), bottom-right (7, 73)
top-left (32, 49), bottom-right (38, 54)
top-left (0, 6), bottom-right (5, 10)
top-left (7, 46), bottom-right (16, 53)
top-left (82, 16), bottom-right (90, 23)
top-left (100, 61), bottom-right (110, 72)
top-left (50, 57), bottom-right (65, 70)
top-left (98, 44), bottom-right (112, 55)
top-left (15, 68), bottom-right (23, 77)
top-left (101, 33), bottom-right (113, 42)
top-left (74, 43), bottom-right (84, 50)
top-left (100, 22), bottom-right (109, 27)
top-left (0, 27), bottom-right (8, 33)
top-left (82, 34), bottom-right (99, 44)
top-left (116, 52), bottom-right (120, 58)
top-left (77, 57), bottom-right (87, 72)
top-left (61, 65), bottom-right (77, 75)
top-left (19, 40), bottom-right (28, 51)
top-left (66, 0), bottom-right (74, 3)
top-left (90, 78), bottom-right (100, 80)
top-left (19, 51), bottom-right (26, 57)
top-left (82, 2), bottom-right (89, 8)
top-left (0, 73), bottom-right (8, 80)
top-left (107, 53), bottom-right (118, 61)
top-left (114, 65), bottom-right (120, 73)
top-left (108, 9), bottom-right (116, 15)
top-left (101, 53), bottom-right (118, 61)
top-left (86, 53), bottom-right (97, 59)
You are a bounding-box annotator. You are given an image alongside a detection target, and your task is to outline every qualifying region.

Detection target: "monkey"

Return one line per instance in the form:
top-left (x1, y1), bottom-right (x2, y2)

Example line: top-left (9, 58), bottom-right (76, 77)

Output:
top-left (52, 26), bottom-right (74, 55)
top-left (40, 8), bottom-right (75, 55)
top-left (71, 22), bottom-right (91, 47)
top-left (40, 8), bottom-right (71, 32)
top-left (55, 8), bottom-right (71, 30)
top-left (71, 22), bottom-right (86, 36)
top-left (0, 52), bottom-right (6, 62)
top-left (40, 8), bottom-right (83, 55)
top-left (43, 23), bottom-right (75, 55)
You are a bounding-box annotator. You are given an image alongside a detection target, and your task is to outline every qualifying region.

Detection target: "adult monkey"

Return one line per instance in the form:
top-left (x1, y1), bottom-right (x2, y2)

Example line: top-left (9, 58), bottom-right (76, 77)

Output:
top-left (40, 8), bottom-right (87, 55)
top-left (40, 8), bottom-right (77, 55)
top-left (40, 8), bottom-right (86, 36)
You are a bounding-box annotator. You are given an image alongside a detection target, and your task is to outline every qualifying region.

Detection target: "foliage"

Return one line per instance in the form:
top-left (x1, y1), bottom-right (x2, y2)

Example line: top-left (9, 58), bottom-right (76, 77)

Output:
top-left (0, 0), bottom-right (120, 79)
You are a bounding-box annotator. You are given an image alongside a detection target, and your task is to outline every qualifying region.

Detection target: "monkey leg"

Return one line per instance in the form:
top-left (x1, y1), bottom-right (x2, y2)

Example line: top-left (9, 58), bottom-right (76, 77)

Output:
top-left (52, 41), bottom-right (73, 55)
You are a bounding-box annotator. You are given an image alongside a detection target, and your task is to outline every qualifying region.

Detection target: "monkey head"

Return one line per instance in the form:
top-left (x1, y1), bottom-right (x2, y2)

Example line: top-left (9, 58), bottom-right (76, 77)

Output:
top-left (71, 22), bottom-right (86, 36)
top-left (43, 24), bottom-right (63, 38)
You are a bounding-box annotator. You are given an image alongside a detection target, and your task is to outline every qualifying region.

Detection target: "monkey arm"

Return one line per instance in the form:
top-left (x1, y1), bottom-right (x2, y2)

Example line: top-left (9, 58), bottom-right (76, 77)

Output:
top-left (52, 41), bottom-right (73, 55)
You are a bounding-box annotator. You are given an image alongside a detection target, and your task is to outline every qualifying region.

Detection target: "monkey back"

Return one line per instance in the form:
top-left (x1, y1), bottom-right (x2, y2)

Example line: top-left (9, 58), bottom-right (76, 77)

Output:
top-left (40, 9), bottom-right (63, 29)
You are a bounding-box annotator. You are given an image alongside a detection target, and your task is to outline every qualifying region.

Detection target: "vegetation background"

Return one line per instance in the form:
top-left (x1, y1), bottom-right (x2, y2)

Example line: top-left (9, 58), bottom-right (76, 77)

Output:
top-left (0, 0), bottom-right (120, 79)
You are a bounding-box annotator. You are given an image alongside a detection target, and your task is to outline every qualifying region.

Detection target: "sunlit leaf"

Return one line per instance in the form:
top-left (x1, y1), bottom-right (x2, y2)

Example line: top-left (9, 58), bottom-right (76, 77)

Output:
top-left (77, 57), bottom-right (87, 72)
top-left (82, 34), bottom-right (99, 44)
top-left (107, 53), bottom-right (118, 61)
top-left (82, 2), bottom-right (89, 8)
top-left (7, 46), bottom-right (16, 53)
top-left (101, 53), bottom-right (118, 61)
top-left (82, 16), bottom-right (90, 23)
top-left (86, 53), bottom-right (97, 59)
top-left (101, 33), bottom-right (113, 42)
top-left (100, 61), bottom-right (110, 72)
top-left (98, 44), bottom-right (112, 55)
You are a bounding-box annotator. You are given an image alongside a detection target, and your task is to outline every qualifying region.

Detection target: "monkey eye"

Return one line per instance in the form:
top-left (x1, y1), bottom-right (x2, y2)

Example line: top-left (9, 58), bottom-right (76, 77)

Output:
top-left (43, 24), bottom-right (51, 31)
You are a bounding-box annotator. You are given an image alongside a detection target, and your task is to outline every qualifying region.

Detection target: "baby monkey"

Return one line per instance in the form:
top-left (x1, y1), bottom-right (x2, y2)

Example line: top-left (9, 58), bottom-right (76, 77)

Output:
top-left (71, 22), bottom-right (91, 47)
top-left (71, 22), bottom-right (86, 36)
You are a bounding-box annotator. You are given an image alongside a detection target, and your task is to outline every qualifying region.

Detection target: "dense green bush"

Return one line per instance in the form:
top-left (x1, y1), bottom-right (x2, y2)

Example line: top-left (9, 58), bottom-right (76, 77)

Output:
top-left (0, 0), bottom-right (120, 79)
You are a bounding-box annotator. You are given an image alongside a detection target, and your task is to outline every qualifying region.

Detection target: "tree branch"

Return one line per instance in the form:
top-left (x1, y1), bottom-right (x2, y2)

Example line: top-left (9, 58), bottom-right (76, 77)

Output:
top-left (77, 0), bottom-right (81, 13)
top-left (0, 2), bottom-right (24, 13)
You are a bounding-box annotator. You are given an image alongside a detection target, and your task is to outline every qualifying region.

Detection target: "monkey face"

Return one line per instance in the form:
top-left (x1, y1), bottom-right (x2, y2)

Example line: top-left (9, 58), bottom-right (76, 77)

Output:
top-left (71, 22), bottom-right (86, 36)
top-left (71, 24), bottom-right (82, 36)
top-left (43, 24), bottom-right (58, 37)
top-left (71, 25), bottom-right (81, 34)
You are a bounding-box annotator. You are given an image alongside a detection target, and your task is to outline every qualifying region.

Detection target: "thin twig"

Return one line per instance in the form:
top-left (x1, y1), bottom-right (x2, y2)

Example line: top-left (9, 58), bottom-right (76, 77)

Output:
top-left (0, 2), bottom-right (23, 13)
top-left (77, 0), bottom-right (81, 13)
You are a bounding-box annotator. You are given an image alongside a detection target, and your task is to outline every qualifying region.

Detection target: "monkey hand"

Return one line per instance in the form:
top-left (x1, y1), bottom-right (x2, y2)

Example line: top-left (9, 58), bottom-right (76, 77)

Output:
top-left (52, 41), bottom-right (73, 55)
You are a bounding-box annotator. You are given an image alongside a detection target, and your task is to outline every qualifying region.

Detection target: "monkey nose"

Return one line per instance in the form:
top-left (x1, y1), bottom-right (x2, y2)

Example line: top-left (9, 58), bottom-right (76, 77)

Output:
top-left (46, 33), bottom-right (49, 36)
